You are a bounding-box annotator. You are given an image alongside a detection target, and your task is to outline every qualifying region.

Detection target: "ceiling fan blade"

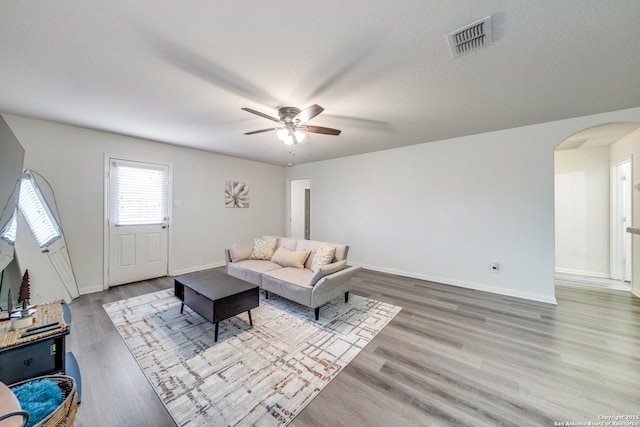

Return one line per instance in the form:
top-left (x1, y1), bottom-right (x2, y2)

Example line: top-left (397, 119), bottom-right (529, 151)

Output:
top-left (241, 107), bottom-right (281, 123)
top-left (295, 104), bottom-right (324, 123)
top-left (244, 127), bottom-right (279, 135)
top-left (305, 125), bottom-right (341, 136)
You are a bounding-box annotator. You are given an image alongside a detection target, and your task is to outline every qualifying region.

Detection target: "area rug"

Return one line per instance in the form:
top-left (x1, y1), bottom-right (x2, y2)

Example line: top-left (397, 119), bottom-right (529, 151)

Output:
top-left (103, 289), bottom-right (400, 426)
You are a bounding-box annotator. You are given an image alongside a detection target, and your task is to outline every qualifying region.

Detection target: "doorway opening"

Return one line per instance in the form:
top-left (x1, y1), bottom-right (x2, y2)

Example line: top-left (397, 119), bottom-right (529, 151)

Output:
top-left (611, 158), bottom-right (632, 283)
top-left (290, 179), bottom-right (311, 240)
top-left (554, 123), bottom-right (640, 292)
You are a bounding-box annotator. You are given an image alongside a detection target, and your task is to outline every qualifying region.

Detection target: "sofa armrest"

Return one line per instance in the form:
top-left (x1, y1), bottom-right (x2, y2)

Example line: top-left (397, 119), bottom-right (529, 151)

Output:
top-left (312, 265), bottom-right (361, 295)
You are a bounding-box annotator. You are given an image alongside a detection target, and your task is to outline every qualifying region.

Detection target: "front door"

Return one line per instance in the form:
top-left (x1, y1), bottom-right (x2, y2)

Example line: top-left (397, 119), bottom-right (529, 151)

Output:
top-left (107, 158), bottom-right (169, 287)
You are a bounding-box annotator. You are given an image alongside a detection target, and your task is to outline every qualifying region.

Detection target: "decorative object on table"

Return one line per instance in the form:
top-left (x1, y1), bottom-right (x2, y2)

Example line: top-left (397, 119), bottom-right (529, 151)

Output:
top-left (11, 314), bottom-right (34, 330)
top-left (104, 289), bottom-right (400, 426)
top-left (224, 180), bottom-right (249, 208)
top-left (18, 270), bottom-right (30, 311)
top-left (6, 288), bottom-right (12, 316)
top-left (9, 375), bottom-right (77, 427)
top-left (10, 271), bottom-right (35, 330)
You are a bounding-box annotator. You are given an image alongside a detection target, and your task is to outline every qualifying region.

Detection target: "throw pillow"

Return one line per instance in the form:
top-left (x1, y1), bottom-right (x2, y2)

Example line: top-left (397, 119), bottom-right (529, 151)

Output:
top-left (228, 244), bottom-right (252, 262)
top-left (271, 247), bottom-right (311, 269)
top-left (249, 236), bottom-right (279, 260)
top-left (311, 244), bottom-right (336, 271)
top-left (310, 260), bottom-right (347, 285)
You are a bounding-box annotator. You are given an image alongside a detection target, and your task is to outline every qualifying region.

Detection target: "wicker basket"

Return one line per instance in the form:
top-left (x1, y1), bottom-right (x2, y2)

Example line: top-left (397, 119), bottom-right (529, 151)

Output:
top-left (9, 375), bottom-right (77, 427)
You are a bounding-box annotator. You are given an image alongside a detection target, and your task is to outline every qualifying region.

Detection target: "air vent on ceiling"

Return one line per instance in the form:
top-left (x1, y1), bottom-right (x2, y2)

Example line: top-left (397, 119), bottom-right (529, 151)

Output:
top-left (447, 15), bottom-right (493, 57)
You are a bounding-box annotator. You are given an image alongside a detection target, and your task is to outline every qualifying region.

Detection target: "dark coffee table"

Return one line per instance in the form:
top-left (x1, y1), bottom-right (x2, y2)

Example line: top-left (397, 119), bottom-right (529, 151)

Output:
top-left (174, 269), bottom-right (259, 342)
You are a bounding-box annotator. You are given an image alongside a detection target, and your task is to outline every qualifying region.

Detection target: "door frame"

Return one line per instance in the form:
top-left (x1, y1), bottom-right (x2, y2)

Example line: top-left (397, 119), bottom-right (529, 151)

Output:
top-left (103, 154), bottom-right (173, 290)
top-left (304, 188), bottom-right (311, 240)
top-left (289, 178), bottom-right (311, 240)
top-left (610, 156), bottom-right (633, 282)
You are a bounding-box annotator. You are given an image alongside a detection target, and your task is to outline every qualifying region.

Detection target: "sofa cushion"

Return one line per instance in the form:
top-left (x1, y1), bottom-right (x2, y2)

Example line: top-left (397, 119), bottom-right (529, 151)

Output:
top-left (278, 237), bottom-right (298, 251)
top-left (262, 268), bottom-right (315, 306)
top-left (311, 243), bottom-right (336, 271)
top-left (228, 244), bottom-right (253, 262)
top-left (271, 247), bottom-right (311, 269)
top-left (310, 260), bottom-right (348, 286)
top-left (249, 236), bottom-right (279, 260)
top-left (227, 259), bottom-right (282, 286)
top-left (232, 259), bottom-right (282, 273)
top-left (263, 267), bottom-right (314, 287)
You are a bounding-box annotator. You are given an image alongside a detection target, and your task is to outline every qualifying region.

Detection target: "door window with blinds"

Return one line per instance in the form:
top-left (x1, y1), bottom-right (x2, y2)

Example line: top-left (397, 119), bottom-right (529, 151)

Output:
top-left (110, 159), bottom-right (168, 226)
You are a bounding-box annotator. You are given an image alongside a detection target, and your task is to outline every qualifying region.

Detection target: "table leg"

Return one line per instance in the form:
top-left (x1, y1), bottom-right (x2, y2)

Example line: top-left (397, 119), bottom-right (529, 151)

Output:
top-left (180, 302), bottom-right (184, 314)
top-left (214, 322), bottom-right (219, 342)
top-left (248, 309), bottom-right (253, 327)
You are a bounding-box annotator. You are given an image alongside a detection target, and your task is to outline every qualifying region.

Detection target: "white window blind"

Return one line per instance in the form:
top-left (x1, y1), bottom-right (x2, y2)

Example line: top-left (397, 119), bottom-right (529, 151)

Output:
top-left (113, 161), bottom-right (167, 226)
top-left (19, 175), bottom-right (62, 248)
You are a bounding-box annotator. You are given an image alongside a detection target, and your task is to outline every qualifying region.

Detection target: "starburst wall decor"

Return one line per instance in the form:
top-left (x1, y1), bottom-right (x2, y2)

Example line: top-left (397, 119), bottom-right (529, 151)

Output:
top-left (225, 180), bottom-right (249, 208)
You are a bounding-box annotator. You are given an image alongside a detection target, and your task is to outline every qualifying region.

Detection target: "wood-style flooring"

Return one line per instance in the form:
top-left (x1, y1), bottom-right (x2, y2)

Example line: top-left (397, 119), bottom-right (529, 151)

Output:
top-left (67, 269), bottom-right (640, 426)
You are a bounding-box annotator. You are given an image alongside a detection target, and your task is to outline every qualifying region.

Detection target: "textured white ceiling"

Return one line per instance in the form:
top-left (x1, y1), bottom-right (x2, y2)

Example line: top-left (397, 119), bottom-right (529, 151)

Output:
top-left (1, 1), bottom-right (639, 166)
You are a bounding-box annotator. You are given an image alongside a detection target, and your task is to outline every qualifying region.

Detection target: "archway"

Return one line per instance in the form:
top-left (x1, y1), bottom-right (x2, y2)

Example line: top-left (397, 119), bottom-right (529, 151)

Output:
top-left (554, 122), bottom-right (640, 295)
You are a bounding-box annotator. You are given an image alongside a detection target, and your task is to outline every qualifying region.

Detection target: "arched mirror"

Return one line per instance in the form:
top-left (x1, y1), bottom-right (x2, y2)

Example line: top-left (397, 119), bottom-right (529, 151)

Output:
top-left (0, 115), bottom-right (25, 312)
top-left (17, 169), bottom-right (80, 302)
top-left (0, 181), bottom-right (20, 271)
top-left (1, 114), bottom-right (79, 311)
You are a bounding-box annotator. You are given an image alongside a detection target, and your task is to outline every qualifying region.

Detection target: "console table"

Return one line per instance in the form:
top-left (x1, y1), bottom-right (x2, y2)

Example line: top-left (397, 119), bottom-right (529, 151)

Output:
top-left (0, 301), bottom-right (81, 401)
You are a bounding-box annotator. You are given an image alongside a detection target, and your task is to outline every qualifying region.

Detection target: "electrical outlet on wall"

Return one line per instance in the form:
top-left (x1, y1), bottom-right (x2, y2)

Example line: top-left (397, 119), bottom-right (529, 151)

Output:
top-left (490, 263), bottom-right (500, 272)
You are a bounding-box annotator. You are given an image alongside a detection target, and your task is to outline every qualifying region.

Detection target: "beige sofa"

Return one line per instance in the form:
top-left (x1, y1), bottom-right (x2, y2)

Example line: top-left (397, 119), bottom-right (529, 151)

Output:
top-left (225, 236), bottom-right (361, 320)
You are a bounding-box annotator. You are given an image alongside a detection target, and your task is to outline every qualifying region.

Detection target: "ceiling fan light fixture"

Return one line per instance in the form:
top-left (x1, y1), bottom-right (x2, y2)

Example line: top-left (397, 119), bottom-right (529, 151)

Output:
top-left (276, 128), bottom-right (306, 145)
top-left (282, 134), bottom-right (295, 145)
top-left (242, 104), bottom-right (340, 147)
top-left (276, 128), bottom-right (289, 140)
top-left (294, 129), bottom-right (306, 142)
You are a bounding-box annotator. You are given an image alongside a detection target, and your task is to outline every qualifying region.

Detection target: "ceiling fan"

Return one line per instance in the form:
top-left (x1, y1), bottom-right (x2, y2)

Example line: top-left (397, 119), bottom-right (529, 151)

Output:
top-left (241, 104), bottom-right (341, 145)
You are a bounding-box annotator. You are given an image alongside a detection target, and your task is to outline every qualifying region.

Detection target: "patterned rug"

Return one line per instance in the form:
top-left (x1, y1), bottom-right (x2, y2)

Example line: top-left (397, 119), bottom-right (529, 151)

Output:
top-left (103, 289), bottom-right (400, 426)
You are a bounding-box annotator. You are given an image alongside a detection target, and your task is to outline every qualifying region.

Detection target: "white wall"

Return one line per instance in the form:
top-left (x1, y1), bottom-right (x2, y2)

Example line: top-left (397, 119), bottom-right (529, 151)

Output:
top-left (286, 107), bottom-right (640, 304)
top-left (4, 114), bottom-right (286, 295)
top-left (6, 107), bottom-right (640, 304)
top-left (610, 128), bottom-right (640, 297)
top-left (554, 146), bottom-right (610, 277)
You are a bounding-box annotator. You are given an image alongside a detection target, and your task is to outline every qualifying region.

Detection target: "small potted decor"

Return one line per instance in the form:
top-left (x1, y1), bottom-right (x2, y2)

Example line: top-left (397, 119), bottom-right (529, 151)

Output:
top-left (0, 288), bottom-right (13, 321)
top-left (10, 269), bottom-right (36, 330)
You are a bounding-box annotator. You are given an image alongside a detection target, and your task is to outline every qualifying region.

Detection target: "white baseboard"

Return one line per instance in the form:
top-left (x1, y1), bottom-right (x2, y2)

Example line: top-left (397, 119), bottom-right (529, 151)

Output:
top-left (555, 270), bottom-right (631, 291)
top-left (79, 263), bottom-right (227, 296)
top-left (82, 261), bottom-right (559, 304)
top-left (555, 267), bottom-right (609, 279)
top-left (79, 284), bottom-right (106, 295)
top-left (352, 262), bottom-right (558, 305)
top-left (171, 262), bottom-right (226, 277)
